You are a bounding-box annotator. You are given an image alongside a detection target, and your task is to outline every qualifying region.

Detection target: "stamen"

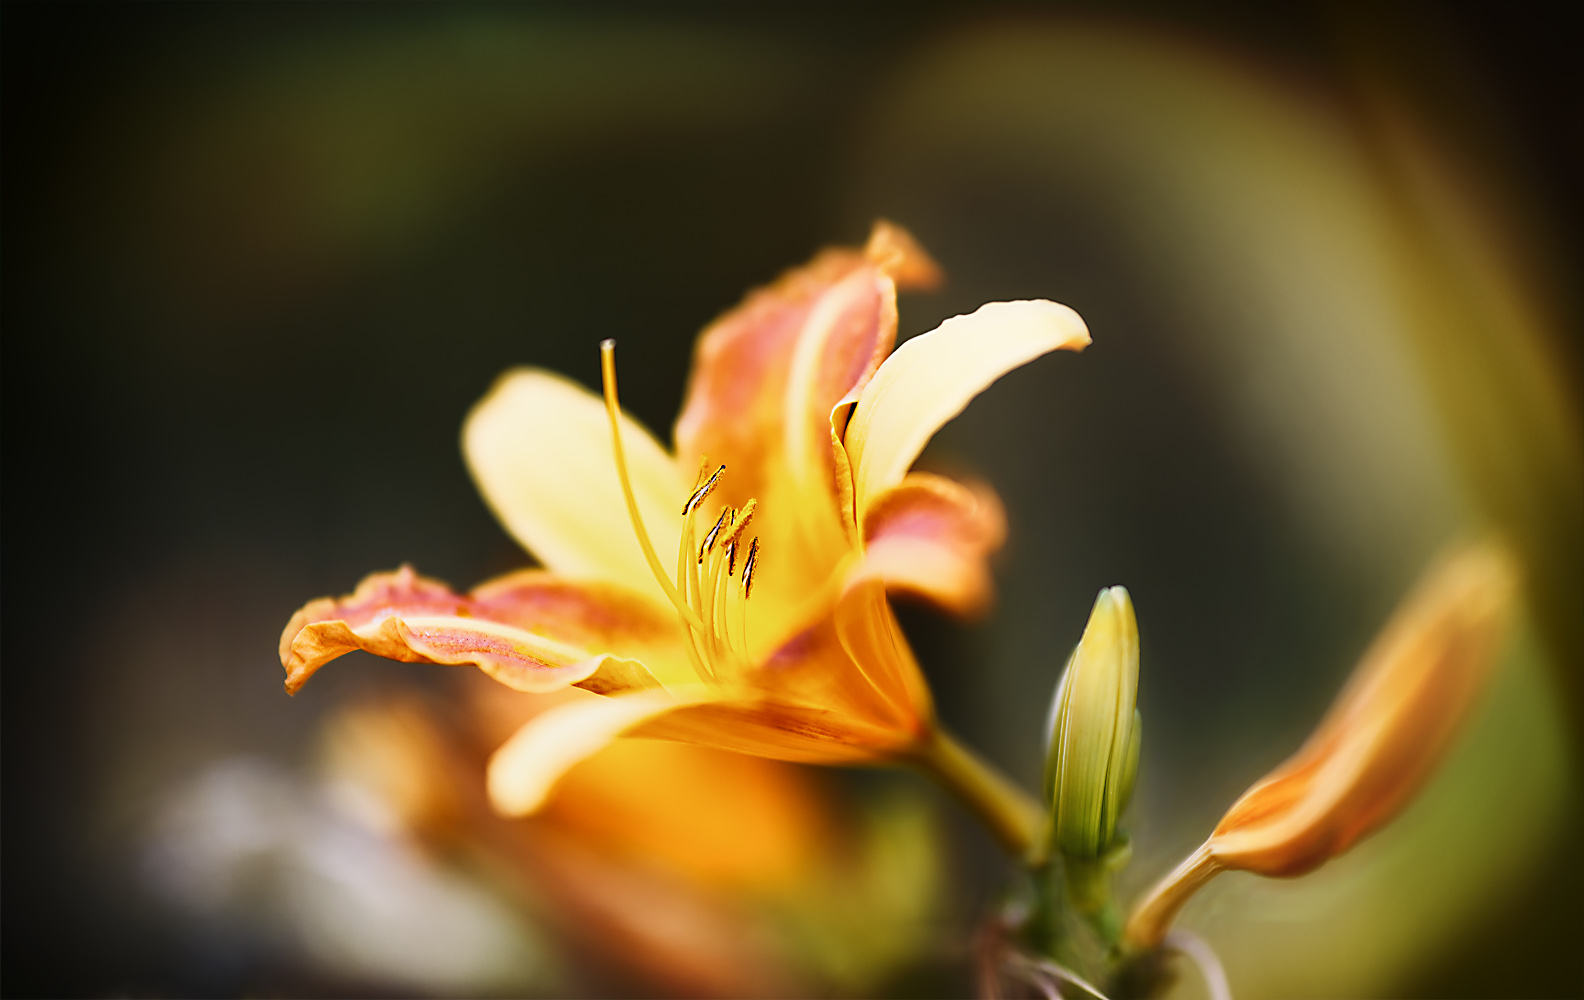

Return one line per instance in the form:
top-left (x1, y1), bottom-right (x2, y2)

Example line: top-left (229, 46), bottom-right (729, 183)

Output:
top-left (710, 555), bottom-right (737, 667)
top-left (673, 512), bottom-right (710, 676)
top-left (684, 465), bottom-right (725, 515)
top-left (599, 340), bottom-right (705, 634)
top-left (725, 539), bottom-right (737, 576)
top-left (699, 507), bottom-right (729, 563)
top-left (721, 498), bottom-right (757, 549)
top-left (742, 537), bottom-right (760, 599)
top-left (684, 503), bottom-right (708, 629)
top-left (701, 541), bottom-right (727, 665)
top-left (736, 588), bottom-right (750, 661)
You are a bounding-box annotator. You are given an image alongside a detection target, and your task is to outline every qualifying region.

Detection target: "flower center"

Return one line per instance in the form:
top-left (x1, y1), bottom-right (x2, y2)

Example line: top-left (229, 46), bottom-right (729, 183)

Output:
top-left (600, 339), bottom-right (760, 682)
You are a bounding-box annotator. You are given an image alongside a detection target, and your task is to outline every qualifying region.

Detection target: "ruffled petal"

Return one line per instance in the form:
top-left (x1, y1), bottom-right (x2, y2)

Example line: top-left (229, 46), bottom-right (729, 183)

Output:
top-left (463, 368), bottom-right (688, 605)
top-left (280, 566), bottom-right (678, 695)
top-left (853, 472), bottom-right (1007, 617)
top-left (470, 569), bottom-right (697, 687)
top-left (844, 300), bottom-right (1090, 521)
top-left (673, 222), bottom-right (940, 647)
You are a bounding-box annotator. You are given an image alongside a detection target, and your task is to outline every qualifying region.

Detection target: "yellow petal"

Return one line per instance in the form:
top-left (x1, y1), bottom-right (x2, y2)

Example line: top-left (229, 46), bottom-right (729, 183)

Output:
top-left (854, 472), bottom-right (1007, 617)
top-left (633, 696), bottom-right (914, 764)
top-left (540, 739), bottom-right (835, 890)
top-left (757, 613), bottom-right (919, 735)
top-left (463, 368), bottom-right (687, 605)
top-left (625, 593), bottom-right (934, 764)
top-left (831, 576), bottom-right (934, 735)
top-left (844, 300), bottom-right (1090, 520)
top-left (487, 686), bottom-right (714, 816)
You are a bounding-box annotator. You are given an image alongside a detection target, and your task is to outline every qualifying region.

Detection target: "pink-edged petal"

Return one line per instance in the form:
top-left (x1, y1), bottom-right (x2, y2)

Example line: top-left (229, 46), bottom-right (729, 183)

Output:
top-left (463, 368), bottom-right (687, 606)
top-left (844, 300), bottom-right (1090, 520)
top-left (470, 569), bottom-right (697, 687)
top-left (854, 472), bottom-right (1007, 617)
top-left (673, 221), bottom-right (939, 492)
top-left (672, 222), bottom-right (941, 647)
top-left (280, 566), bottom-right (677, 695)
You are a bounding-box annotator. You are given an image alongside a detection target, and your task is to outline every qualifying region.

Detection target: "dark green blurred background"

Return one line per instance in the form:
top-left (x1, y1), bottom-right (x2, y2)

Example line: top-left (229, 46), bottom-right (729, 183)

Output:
top-left (4, 3), bottom-right (1580, 997)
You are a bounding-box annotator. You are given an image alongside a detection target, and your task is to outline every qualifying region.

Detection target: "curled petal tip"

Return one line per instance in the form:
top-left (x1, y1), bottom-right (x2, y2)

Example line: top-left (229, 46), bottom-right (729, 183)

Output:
top-left (864, 220), bottom-right (944, 291)
top-left (1123, 539), bottom-right (1519, 949)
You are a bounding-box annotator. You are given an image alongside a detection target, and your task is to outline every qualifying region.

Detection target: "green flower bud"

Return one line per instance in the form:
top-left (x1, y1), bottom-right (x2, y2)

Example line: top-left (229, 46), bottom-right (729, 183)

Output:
top-left (1043, 586), bottom-right (1142, 861)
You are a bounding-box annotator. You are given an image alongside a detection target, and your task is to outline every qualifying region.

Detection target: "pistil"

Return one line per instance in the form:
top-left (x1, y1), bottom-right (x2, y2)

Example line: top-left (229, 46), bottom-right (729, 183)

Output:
top-left (600, 339), bottom-right (762, 682)
top-left (599, 340), bottom-right (706, 635)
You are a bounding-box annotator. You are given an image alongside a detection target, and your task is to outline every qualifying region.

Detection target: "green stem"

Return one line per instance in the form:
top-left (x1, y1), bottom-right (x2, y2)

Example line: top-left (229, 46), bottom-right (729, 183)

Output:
top-left (1065, 856), bottom-right (1123, 946)
top-left (913, 727), bottom-right (1044, 858)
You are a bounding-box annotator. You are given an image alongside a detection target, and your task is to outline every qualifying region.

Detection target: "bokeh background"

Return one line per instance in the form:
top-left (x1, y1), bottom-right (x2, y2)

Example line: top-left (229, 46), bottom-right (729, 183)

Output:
top-left (4, 3), bottom-right (1581, 997)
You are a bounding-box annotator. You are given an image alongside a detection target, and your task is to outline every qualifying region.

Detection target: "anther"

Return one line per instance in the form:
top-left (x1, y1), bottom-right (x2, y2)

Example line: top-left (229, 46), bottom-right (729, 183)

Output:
top-left (725, 539), bottom-right (737, 576)
top-left (722, 498), bottom-right (757, 548)
top-left (742, 537), bottom-right (760, 599)
top-left (683, 465), bottom-right (725, 515)
top-left (699, 507), bottom-right (729, 563)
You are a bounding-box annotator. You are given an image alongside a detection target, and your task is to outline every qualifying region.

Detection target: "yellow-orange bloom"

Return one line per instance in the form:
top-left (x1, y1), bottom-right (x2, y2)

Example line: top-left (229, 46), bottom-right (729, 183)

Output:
top-left (1122, 540), bottom-right (1518, 950)
top-left (280, 222), bottom-right (1089, 823)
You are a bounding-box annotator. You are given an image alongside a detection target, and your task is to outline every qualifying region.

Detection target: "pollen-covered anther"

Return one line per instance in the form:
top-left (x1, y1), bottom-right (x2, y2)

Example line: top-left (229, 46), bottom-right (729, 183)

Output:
top-left (684, 464), bottom-right (725, 515)
top-left (699, 507), bottom-right (729, 563)
top-left (722, 499), bottom-right (757, 548)
top-left (742, 537), bottom-right (760, 599)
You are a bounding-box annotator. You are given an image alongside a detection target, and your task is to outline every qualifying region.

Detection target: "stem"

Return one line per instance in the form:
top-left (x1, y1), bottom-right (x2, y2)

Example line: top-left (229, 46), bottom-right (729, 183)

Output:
top-left (1065, 856), bottom-right (1123, 946)
top-left (914, 727), bottom-right (1044, 858)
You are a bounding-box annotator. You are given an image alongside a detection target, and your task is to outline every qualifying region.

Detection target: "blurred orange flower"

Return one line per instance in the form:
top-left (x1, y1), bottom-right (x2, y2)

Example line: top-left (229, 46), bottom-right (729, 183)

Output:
top-left (1122, 541), bottom-right (1519, 950)
top-left (323, 675), bottom-right (943, 996)
top-left (281, 222), bottom-right (1088, 826)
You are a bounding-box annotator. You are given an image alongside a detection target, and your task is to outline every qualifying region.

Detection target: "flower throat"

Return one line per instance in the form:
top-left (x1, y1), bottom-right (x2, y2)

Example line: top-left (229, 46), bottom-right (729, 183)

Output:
top-left (599, 339), bottom-right (760, 683)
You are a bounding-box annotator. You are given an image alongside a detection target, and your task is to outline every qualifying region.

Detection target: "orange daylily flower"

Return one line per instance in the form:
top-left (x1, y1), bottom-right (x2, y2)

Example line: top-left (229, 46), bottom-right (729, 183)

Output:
top-left (281, 222), bottom-right (1090, 823)
top-left (1122, 540), bottom-right (1519, 951)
